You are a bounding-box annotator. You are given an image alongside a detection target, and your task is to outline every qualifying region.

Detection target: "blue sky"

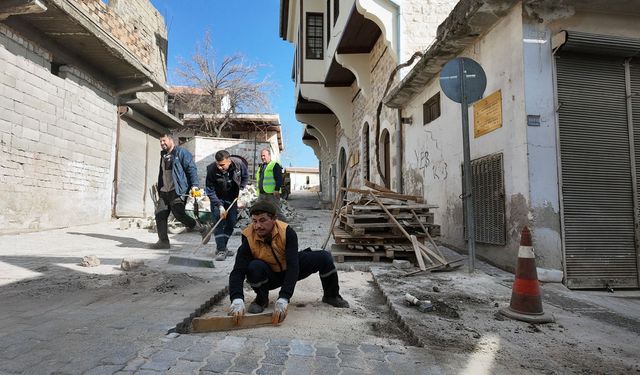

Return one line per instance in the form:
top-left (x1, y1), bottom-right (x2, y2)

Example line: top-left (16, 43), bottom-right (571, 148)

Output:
top-left (149, 0), bottom-right (317, 167)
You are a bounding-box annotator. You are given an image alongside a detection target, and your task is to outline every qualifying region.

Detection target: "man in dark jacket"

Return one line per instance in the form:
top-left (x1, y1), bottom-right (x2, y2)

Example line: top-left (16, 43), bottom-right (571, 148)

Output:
top-left (227, 201), bottom-right (349, 324)
top-left (150, 133), bottom-right (205, 249)
top-left (205, 150), bottom-right (249, 260)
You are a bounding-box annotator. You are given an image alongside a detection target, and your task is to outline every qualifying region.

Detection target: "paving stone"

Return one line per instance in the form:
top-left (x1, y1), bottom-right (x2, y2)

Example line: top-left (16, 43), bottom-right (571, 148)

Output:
top-left (288, 339), bottom-right (314, 357)
top-left (122, 357), bottom-right (146, 371)
top-left (367, 359), bottom-right (394, 375)
top-left (310, 356), bottom-right (340, 375)
top-left (180, 344), bottom-right (213, 362)
top-left (338, 353), bottom-right (366, 370)
top-left (201, 351), bottom-right (234, 373)
top-left (22, 358), bottom-right (68, 375)
top-left (140, 349), bottom-right (182, 371)
top-left (133, 370), bottom-right (162, 375)
top-left (337, 343), bottom-right (359, 354)
top-left (268, 338), bottom-right (290, 347)
top-left (262, 346), bottom-right (289, 366)
top-left (228, 355), bottom-right (262, 374)
top-left (255, 363), bottom-right (285, 375)
top-left (314, 346), bottom-right (338, 358)
top-left (341, 367), bottom-right (367, 375)
top-left (165, 359), bottom-right (202, 374)
top-left (84, 364), bottom-right (126, 375)
top-left (162, 334), bottom-right (200, 352)
top-left (239, 337), bottom-right (268, 355)
top-left (99, 346), bottom-right (137, 365)
top-left (360, 343), bottom-right (385, 357)
top-left (217, 335), bottom-right (247, 353)
top-left (283, 354), bottom-right (314, 374)
top-left (113, 372), bottom-right (134, 375)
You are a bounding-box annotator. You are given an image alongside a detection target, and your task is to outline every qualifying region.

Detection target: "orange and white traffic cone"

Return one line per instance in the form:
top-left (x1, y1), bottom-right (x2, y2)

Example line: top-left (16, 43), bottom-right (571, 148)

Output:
top-left (500, 226), bottom-right (554, 323)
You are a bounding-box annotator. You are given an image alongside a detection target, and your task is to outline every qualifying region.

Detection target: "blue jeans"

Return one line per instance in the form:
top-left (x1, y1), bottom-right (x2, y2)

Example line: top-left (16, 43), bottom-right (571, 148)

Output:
top-left (210, 199), bottom-right (238, 252)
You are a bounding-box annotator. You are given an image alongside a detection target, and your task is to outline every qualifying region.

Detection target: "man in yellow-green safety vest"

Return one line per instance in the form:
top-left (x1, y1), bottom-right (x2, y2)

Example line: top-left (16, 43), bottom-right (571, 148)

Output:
top-left (256, 148), bottom-right (286, 221)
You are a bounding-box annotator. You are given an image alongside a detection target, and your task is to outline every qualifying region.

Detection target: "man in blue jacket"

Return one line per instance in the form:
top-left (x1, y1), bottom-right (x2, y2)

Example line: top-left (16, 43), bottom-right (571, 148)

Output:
top-left (205, 150), bottom-right (249, 260)
top-left (149, 133), bottom-right (205, 249)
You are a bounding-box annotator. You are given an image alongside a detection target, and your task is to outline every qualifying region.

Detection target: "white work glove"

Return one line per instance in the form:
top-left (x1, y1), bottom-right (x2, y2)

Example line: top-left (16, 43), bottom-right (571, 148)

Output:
top-left (272, 297), bottom-right (288, 325)
top-left (228, 298), bottom-right (245, 325)
top-left (218, 205), bottom-right (228, 219)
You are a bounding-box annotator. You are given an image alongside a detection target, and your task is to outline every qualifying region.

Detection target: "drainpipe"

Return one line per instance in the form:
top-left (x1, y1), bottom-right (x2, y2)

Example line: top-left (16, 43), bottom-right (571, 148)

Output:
top-left (396, 108), bottom-right (403, 194)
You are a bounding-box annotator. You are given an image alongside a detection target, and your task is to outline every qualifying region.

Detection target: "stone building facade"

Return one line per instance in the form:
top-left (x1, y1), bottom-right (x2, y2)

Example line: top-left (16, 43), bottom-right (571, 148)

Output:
top-left (0, 0), bottom-right (179, 232)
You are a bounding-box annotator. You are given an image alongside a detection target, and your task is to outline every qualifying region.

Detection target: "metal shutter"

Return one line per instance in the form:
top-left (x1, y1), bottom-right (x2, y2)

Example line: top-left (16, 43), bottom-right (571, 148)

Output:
top-left (145, 132), bottom-right (161, 218)
top-left (115, 119), bottom-right (147, 217)
top-left (556, 53), bottom-right (639, 288)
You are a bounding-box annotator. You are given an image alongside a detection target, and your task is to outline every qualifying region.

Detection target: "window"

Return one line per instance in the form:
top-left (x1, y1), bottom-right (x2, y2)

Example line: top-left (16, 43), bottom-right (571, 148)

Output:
top-left (334, 0), bottom-right (339, 24)
top-left (306, 13), bottom-right (323, 60)
top-left (462, 153), bottom-right (506, 245)
top-left (423, 92), bottom-right (440, 125)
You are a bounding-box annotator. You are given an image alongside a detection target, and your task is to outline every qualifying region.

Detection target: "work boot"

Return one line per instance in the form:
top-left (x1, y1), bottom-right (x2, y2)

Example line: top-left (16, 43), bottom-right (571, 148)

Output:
top-left (320, 271), bottom-right (349, 307)
top-left (322, 295), bottom-right (350, 308)
top-left (214, 249), bottom-right (228, 261)
top-left (247, 293), bottom-right (269, 314)
top-left (148, 240), bottom-right (170, 250)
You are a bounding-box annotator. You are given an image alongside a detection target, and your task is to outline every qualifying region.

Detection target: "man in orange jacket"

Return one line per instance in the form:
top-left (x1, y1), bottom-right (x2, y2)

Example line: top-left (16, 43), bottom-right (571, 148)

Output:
top-left (227, 201), bottom-right (349, 323)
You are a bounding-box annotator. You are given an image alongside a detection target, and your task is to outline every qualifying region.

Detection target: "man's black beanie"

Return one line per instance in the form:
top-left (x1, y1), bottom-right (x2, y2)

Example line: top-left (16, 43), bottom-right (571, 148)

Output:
top-left (249, 201), bottom-right (277, 216)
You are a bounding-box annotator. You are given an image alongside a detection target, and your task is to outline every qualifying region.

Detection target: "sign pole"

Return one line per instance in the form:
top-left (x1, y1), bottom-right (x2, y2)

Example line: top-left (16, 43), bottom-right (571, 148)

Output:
top-left (459, 59), bottom-right (476, 273)
top-left (439, 56), bottom-right (485, 274)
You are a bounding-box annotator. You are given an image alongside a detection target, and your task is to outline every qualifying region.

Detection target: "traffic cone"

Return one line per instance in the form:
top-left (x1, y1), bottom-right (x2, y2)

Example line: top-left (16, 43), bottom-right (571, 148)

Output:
top-left (500, 226), bottom-right (554, 323)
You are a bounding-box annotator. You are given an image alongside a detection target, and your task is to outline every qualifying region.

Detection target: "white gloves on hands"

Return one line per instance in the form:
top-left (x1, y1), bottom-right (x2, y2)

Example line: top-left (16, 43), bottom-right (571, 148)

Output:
top-left (218, 205), bottom-right (228, 219)
top-left (228, 298), bottom-right (245, 324)
top-left (272, 297), bottom-right (288, 324)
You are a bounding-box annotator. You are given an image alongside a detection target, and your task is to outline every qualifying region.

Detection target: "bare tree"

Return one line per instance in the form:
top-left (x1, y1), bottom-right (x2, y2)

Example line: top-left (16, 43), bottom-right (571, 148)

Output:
top-left (174, 31), bottom-right (273, 136)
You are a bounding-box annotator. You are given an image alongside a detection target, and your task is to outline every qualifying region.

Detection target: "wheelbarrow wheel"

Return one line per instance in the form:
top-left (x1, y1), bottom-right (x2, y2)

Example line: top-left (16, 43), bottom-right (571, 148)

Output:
top-left (167, 213), bottom-right (186, 234)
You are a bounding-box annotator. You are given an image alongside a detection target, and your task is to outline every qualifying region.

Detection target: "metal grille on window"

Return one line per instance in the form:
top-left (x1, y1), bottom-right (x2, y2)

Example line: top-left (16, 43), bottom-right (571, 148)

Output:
top-left (463, 153), bottom-right (506, 245)
top-left (306, 13), bottom-right (323, 60)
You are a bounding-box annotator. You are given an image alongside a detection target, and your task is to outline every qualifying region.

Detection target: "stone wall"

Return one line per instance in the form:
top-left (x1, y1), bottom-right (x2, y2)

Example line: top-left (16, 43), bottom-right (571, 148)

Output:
top-left (401, 0), bottom-right (459, 61)
top-left (72, 0), bottom-right (164, 75)
top-left (0, 24), bottom-right (117, 232)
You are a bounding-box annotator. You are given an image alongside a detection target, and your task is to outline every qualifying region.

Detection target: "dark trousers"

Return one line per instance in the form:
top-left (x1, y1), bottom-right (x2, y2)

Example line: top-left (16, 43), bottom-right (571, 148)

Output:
top-left (246, 249), bottom-right (340, 299)
top-left (209, 199), bottom-right (238, 251)
top-left (155, 190), bottom-right (197, 242)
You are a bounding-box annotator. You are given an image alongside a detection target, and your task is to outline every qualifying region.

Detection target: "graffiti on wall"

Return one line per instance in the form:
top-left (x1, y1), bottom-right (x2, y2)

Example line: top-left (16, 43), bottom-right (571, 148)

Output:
top-left (414, 130), bottom-right (448, 180)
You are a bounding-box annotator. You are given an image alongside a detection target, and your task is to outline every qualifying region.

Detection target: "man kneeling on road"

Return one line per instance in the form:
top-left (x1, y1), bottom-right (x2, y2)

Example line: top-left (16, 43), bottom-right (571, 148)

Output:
top-left (227, 201), bottom-right (349, 324)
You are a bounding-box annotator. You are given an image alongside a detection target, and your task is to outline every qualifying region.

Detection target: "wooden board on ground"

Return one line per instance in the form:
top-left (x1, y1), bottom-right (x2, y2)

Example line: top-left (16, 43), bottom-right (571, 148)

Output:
top-left (191, 312), bottom-right (276, 333)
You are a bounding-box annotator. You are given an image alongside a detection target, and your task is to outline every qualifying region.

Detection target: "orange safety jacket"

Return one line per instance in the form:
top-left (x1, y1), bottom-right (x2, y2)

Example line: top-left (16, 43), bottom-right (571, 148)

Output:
top-left (242, 220), bottom-right (289, 272)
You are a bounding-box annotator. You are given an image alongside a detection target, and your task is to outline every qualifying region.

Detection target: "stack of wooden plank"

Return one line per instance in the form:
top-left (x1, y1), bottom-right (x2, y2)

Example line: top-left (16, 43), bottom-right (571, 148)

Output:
top-left (330, 186), bottom-right (441, 264)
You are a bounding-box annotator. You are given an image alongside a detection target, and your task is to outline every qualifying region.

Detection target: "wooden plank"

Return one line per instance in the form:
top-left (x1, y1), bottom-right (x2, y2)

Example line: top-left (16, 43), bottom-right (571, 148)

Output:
top-left (191, 312), bottom-right (275, 333)
top-left (364, 179), bottom-right (394, 192)
top-left (351, 203), bottom-right (438, 211)
top-left (411, 235), bottom-right (426, 270)
top-left (341, 187), bottom-right (424, 202)
top-left (323, 161), bottom-right (357, 249)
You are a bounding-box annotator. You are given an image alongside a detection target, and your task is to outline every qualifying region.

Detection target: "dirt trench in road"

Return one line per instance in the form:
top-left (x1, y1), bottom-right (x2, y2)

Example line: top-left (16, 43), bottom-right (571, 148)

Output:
top-left (197, 270), bottom-right (410, 346)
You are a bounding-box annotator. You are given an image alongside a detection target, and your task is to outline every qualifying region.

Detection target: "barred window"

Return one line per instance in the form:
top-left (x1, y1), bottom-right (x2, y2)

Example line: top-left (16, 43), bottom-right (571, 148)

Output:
top-left (306, 13), bottom-right (323, 60)
top-left (463, 153), bottom-right (506, 245)
top-left (423, 92), bottom-right (441, 125)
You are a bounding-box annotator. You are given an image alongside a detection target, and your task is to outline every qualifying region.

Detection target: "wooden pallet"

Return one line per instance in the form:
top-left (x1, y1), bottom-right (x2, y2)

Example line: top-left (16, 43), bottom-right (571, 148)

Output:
top-left (332, 227), bottom-right (427, 245)
top-left (330, 244), bottom-right (416, 263)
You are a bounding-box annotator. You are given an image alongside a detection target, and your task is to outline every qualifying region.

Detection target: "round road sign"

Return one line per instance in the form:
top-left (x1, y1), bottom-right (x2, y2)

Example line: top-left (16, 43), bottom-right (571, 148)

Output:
top-left (439, 57), bottom-right (487, 104)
